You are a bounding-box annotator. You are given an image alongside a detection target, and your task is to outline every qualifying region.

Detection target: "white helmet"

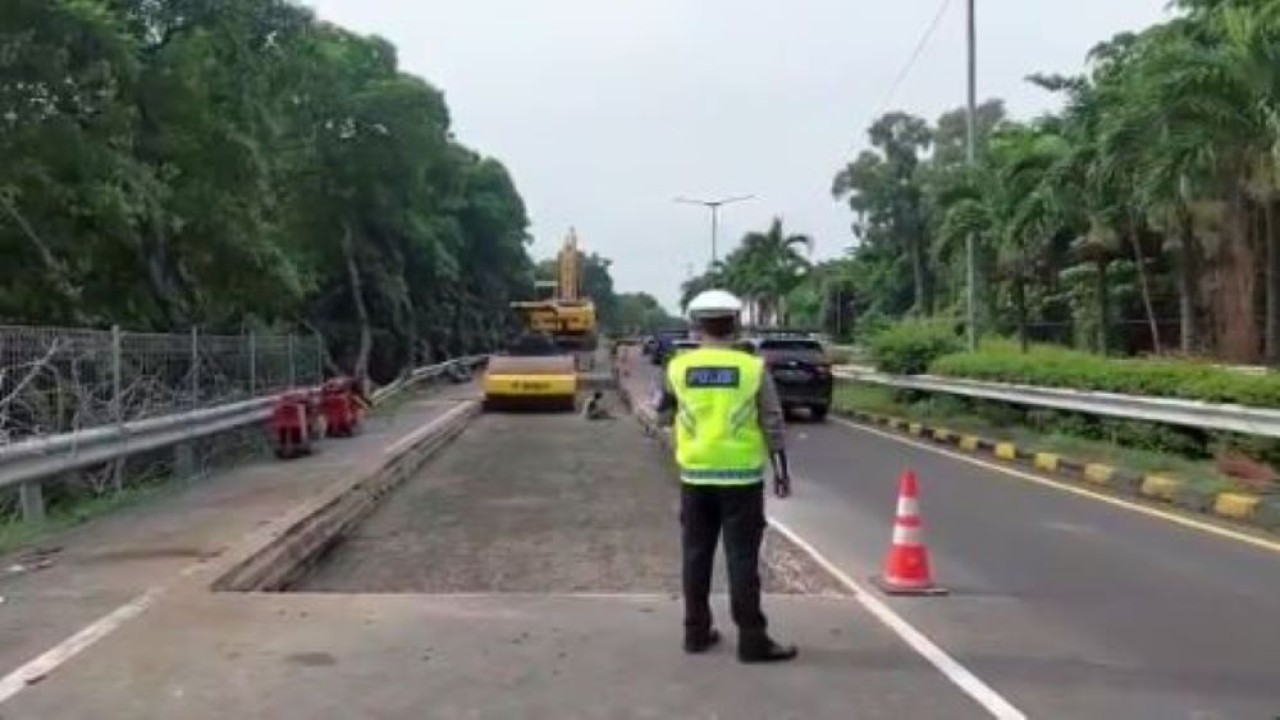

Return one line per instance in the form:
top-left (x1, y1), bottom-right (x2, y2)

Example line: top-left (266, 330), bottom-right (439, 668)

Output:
top-left (686, 289), bottom-right (743, 321)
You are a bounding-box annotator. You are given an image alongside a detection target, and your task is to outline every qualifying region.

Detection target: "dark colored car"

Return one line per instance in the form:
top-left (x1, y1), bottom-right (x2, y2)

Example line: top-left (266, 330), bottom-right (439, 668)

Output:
top-left (667, 339), bottom-right (700, 363)
top-left (650, 329), bottom-right (690, 366)
top-left (740, 336), bottom-right (833, 421)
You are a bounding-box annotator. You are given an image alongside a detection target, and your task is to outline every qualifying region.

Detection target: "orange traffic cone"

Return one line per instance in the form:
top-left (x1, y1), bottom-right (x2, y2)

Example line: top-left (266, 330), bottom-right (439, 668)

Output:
top-left (874, 470), bottom-right (947, 596)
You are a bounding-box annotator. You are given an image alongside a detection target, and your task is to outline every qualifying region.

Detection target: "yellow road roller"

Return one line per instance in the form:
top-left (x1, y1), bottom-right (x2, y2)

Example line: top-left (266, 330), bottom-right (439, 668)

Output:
top-left (482, 332), bottom-right (578, 412)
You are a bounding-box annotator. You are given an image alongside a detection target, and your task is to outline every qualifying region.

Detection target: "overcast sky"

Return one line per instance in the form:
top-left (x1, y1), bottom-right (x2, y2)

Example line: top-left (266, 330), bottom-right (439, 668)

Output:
top-left (303, 0), bottom-right (1169, 311)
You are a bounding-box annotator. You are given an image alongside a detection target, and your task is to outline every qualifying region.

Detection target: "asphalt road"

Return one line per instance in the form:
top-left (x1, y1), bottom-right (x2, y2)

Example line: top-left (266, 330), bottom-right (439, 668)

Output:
top-left (773, 417), bottom-right (1280, 719)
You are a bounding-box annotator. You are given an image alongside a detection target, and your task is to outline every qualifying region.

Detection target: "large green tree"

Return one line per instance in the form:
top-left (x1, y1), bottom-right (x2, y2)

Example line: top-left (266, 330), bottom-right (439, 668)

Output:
top-left (613, 293), bottom-right (679, 334)
top-left (833, 112), bottom-right (933, 315)
top-left (0, 0), bottom-right (537, 383)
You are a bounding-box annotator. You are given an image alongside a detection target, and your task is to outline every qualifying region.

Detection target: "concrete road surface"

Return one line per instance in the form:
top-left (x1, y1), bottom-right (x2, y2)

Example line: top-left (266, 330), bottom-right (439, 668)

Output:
top-left (774, 417), bottom-right (1280, 719)
top-left (0, 592), bottom-right (987, 720)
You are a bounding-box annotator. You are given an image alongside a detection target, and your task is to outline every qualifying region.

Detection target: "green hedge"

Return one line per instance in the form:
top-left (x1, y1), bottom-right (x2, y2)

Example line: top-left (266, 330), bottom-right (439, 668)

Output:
top-left (930, 341), bottom-right (1280, 408)
top-left (869, 321), bottom-right (963, 375)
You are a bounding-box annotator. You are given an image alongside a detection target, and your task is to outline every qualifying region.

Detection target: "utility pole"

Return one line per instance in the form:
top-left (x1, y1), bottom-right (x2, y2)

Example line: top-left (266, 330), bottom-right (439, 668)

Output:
top-left (965, 0), bottom-right (978, 351)
top-left (835, 286), bottom-right (844, 341)
top-left (674, 195), bottom-right (755, 266)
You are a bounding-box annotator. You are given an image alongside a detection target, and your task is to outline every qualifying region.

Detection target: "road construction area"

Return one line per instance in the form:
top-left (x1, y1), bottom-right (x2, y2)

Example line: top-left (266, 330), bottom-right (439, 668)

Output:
top-left (296, 392), bottom-right (837, 595)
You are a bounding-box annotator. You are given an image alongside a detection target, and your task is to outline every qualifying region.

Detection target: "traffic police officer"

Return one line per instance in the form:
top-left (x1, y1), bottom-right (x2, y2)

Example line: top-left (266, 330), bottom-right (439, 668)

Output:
top-left (654, 289), bottom-right (797, 663)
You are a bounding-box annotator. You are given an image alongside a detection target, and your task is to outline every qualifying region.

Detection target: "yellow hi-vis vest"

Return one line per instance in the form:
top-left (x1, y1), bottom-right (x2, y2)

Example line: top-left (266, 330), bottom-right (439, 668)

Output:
top-left (666, 346), bottom-right (767, 485)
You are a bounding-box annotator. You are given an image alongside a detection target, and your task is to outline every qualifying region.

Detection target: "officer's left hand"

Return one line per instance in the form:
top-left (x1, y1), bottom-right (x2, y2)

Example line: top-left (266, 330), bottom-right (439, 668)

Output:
top-left (770, 451), bottom-right (792, 498)
top-left (773, 472), bottom-right (791, 499)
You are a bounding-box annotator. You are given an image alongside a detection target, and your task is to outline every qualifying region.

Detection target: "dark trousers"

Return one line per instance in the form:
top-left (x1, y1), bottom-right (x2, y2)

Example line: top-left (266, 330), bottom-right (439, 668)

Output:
top-left (681, 482), bottom-right (767, 637)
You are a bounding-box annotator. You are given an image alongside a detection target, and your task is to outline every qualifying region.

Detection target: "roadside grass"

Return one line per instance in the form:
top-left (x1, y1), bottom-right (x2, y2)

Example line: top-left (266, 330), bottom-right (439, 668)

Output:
top-left (833, 382), bottom-right (1237, 496)
top-left (0, 481), bottom-right (179, 556)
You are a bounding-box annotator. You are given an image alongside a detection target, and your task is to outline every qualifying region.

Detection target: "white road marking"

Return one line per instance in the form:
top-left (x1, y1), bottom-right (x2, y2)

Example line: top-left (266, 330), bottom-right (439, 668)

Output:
top-left (0, 578), bottom-right (176, 705)
top-left (833, 417), bottom-right (1280, 556)
top-left (0, 562), bottom-right (209, 705)
top-left (767, 517), bottom-right (1027, 720)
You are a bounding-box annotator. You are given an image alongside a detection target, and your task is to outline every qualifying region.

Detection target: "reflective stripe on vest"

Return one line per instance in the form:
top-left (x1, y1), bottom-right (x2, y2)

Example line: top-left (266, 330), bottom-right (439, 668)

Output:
top-left (666, 347), bottom-right (767, 486)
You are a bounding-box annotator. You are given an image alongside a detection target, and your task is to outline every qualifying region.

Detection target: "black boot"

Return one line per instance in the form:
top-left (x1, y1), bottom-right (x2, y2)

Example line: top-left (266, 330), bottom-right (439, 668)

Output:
top-left (684, 628), bottom-right (721, 654)
top-left (738, 632), bottom-right (798, 663)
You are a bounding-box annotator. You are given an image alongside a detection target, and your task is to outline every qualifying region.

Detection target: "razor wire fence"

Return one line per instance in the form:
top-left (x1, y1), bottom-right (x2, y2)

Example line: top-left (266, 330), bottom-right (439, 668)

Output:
top-left (0, 325), bottom-right (323, 446)
top-left (0, 325), bottom-right (325, 525)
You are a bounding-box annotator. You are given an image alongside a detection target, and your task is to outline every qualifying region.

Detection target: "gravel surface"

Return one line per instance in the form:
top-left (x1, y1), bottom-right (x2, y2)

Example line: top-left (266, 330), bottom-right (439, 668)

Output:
top-left (296, 391), bottom-right (845, 595)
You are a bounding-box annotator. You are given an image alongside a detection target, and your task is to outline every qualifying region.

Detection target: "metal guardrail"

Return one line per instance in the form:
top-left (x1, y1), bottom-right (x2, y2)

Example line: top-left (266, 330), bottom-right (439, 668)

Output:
top-left (366, 355), bottom-right (486, 405)
top-left (1, 355), bottom-right (488, 520)
top-left (834, 367), bottom-right (1280, 439)
top-left (0, 397), bottom-right (275, 491)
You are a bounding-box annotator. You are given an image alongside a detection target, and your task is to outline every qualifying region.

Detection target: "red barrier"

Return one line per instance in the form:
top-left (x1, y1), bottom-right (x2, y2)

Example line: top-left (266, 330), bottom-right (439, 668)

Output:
top-left (320, 377), bottom-right (364, 438)
top-left (270, 391), bottom-right (313, 459)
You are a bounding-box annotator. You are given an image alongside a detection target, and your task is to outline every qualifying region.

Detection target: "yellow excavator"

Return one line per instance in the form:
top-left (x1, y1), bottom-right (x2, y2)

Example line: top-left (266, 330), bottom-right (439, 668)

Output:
top-left (509, 228), bottom-right (598, 353)
top-left (482, 229), bottom-right (597, 411)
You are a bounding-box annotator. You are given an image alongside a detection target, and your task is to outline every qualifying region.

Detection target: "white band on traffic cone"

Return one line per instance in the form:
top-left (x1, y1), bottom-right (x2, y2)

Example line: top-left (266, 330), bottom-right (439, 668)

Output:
top-left (896, 495), bottom-right (920, 518)
top-left (892, 521), bottom-right (923, 547)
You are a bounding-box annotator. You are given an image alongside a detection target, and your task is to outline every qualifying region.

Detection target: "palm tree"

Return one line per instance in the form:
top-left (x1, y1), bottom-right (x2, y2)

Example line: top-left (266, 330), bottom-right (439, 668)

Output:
top-left (1113, 6), bottom-right (1280, 361)
top-left (938, 123), bottom-right (1068, 351)
top-left (1033, 59), bottom-right (1156, 356)
top-left (999, 127), bottom-right (1071, 352)
top-left (1096, 44), bottom-right (1210, 355)
top-left (733, 218), bottom-right (813, 326)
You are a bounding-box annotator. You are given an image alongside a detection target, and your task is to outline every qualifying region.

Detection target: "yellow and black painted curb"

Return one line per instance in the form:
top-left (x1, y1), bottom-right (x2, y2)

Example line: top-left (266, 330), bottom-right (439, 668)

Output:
top-left (842, 410), bottom-right (1280, 534)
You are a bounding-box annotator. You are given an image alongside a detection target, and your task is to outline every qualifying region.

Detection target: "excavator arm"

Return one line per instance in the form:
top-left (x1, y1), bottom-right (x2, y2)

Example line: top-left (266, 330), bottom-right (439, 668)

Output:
top-left (506, 229), bottom-right (598, 347)
top-left (558, 229), bottom-right (580, 302)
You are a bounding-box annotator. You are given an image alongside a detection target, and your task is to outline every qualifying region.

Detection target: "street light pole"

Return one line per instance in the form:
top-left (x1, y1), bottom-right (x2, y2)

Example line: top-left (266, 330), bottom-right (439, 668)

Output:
top-left (965, 0), bottom-right (978, 351)
top-left (675, 195), bottom-right (755, 266)
top-left (711, 205), bottom-right (720, 264)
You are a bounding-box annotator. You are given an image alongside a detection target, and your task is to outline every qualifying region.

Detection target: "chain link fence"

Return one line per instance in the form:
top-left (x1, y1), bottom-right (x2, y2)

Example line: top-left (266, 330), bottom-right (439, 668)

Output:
top-left (0, 325), bottom-right (325, 527)
top-left (0, 325), bottom-right (323, 444)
